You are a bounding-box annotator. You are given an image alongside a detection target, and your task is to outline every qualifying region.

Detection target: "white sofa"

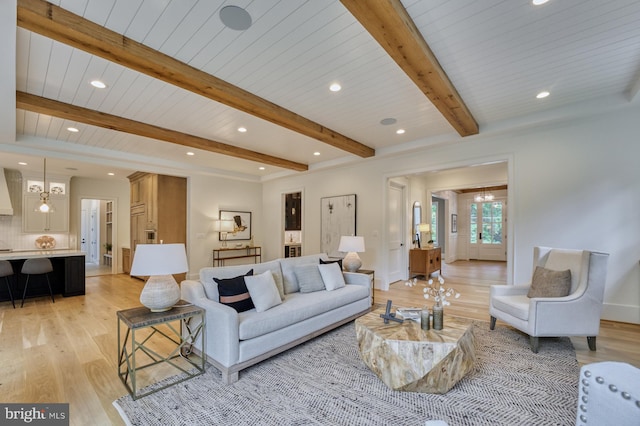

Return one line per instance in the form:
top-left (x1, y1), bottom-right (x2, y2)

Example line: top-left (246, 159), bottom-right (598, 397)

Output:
top-left (181, 253), bottom-right (371, 384)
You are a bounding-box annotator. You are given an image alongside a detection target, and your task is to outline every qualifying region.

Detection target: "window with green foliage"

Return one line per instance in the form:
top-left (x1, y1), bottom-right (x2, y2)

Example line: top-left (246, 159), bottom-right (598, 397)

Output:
top-left (470, 202), bottom-right (503, 244)
top-left (431, 201), bottom-right (438, 245)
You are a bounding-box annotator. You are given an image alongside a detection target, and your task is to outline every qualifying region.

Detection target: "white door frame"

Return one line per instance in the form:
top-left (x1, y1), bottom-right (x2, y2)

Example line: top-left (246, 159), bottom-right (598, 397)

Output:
top-left (79, 196), bottom-right (118, 274)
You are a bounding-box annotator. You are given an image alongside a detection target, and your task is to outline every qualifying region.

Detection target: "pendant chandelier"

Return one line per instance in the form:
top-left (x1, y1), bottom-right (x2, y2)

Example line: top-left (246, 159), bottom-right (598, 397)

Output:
top-left (474, 188), bottom-right (495, 203)
top-left (36, 158), bottom-right (51, 213)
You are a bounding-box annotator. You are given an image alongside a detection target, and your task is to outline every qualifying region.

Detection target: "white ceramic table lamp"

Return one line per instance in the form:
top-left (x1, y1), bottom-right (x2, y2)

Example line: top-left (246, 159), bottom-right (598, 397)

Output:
top-left (338, 236), bottom-right (365, 272)
top-left (130, 243), bottom-right (188, 312)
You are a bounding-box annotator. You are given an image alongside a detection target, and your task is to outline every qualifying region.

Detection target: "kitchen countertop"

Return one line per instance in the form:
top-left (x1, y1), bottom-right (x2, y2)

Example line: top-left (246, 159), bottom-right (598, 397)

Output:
top-left (0, 249), bottom-right (85, 260)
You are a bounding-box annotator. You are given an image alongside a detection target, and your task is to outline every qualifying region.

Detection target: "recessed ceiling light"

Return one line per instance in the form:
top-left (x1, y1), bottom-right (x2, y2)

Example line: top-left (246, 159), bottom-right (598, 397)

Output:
top-left (18, 162), bottom-right (27, 166)
top-left (90, 80), bottom-right (106, 89)
top-left (396, 129), bottom-right (405, 134)
top-left (186, 151), bottom-right (195, 156)
top-left (220, 5), bottom-right (252, 31)
top-left (67, 127), bottom-right (79, 132)
top-left (107, 172), bottom-right (115, 176)
top-left (380, 118), bottom-right (397, 126)
top-left (237, 127), bottom-right (247, 133)
top-left (329, 83), bottom-right (341, 92)
top-left (536, 91), bottom-right (550, 99)
top-left (65, 167), bottom-right (78, 171)
top-left (532, 0), bottom-right (549, 5)
top-left (313, 152), bottom-right (321, 156)
top-left (259, 166), bottom-right (265, 170)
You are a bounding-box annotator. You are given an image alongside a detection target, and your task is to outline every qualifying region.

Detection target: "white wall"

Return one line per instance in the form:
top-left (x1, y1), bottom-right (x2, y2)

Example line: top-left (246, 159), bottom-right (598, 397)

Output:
top-left (262, 105), bottom-right (640, 324)
top-left (186, 174), bottom-right (262, 277)
top-left (70, 177), bottom-right (130, 272)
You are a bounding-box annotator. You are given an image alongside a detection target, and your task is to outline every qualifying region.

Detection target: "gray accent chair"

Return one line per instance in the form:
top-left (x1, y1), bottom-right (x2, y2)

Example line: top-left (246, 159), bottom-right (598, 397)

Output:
top-left (576, 361), bottom-right (640, 425)
top-left (489, 246), bottom-right (609, 353)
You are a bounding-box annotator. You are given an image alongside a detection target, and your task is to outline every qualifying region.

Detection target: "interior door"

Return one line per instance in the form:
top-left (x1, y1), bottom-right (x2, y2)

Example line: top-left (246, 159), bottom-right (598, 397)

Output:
top-left (469, 199), bottom-right (506, 261)
top-left (387, 181), bottom-right (406, 283)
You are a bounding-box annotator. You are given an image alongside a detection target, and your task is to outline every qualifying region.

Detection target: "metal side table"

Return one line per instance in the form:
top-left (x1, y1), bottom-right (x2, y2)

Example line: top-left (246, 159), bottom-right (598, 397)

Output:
top-left (117, 302), bottom-right (206, 400)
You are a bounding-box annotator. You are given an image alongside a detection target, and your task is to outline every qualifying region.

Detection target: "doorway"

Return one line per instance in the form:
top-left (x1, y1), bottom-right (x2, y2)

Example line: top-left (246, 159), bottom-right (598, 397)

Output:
top-left (387, 180), bottom-right (407, 284)
top-left (81, 198), bottom-right (116, 276)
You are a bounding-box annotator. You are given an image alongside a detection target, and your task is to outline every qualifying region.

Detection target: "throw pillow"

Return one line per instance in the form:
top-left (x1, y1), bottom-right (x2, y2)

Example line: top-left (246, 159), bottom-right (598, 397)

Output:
top-left (527, 266), bottom-right (572, 298)
top-left (294, 264), bottom-right (325, 293)
top-left (245, 270), bottom-right (282, 312)
top-left (214, 269), bottom-right (254, 312)
top-left (320, 258), bottom-right (343, 270)
top-left (318, 262), bottom-right (346, 291)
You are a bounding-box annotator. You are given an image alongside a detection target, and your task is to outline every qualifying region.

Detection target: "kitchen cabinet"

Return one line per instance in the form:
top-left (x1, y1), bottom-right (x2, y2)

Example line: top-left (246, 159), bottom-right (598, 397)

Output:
top-left (22, 177), bottom-right (69, 233)
top-left (127, 172), bottom-right (186, 279)
top-left (409, 247), bottom-right (442, 278)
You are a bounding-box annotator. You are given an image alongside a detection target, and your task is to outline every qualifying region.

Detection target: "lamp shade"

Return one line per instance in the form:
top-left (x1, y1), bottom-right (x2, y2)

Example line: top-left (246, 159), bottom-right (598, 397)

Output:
top-left (417, 223), bottom-right (431, 233)
top-left (213, 219), bottom-right (235, 233)
top-left (338, 236), bottom-right (365, 253)
top-left (130, 243), bottom-right (188, 276)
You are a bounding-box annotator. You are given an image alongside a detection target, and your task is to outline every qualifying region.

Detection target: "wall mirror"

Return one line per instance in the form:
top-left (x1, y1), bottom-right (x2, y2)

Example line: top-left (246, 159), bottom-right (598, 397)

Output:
top-left (412, 201), bottom-right (421, 245)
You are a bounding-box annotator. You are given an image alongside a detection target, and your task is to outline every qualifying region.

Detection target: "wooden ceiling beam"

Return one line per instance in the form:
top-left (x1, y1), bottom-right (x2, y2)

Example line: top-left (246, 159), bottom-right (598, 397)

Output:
top-left (341, 0), bottom-right (479, 137)
top-left (17, 0), bottom-right (375, 158)
top-left (16, 91), bottom-right (308, 172)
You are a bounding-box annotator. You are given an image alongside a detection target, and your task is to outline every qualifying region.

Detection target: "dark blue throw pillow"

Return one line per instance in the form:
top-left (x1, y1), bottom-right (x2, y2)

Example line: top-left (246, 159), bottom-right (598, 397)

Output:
top-left (320, 258), bottom-right (343, 270)
top-left (214, 269), bottom-right (254, 312)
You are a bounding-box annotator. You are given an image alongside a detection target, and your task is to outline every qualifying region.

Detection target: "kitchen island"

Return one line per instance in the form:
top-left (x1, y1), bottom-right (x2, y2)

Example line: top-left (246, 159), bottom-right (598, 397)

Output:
top-left (0, 250), bottom-right (85, 304)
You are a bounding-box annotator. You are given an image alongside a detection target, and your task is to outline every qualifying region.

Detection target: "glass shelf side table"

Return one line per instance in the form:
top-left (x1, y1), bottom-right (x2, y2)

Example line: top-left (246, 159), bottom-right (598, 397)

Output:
top-left (117, 302), bottom-right (206, 400)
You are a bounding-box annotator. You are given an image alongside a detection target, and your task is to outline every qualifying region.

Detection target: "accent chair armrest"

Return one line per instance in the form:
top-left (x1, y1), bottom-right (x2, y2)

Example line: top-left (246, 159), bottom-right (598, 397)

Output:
top-left (490, 284), bottom-right (530, 297)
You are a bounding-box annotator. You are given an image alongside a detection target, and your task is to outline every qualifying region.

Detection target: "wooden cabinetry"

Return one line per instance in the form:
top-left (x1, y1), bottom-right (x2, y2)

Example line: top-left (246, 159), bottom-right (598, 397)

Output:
top-left (127, 172), bottom-right (187, 276)
top-left (409, 247), bottom-right (442, 278)
top-left (22, 176), bottom-right (70, 232)
top-left (122, 248), bottom-right (131, 274)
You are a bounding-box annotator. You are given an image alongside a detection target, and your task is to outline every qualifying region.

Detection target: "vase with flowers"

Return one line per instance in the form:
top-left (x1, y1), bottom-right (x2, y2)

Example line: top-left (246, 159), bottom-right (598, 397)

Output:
top-left (406, 275), bottom-right (460, 330)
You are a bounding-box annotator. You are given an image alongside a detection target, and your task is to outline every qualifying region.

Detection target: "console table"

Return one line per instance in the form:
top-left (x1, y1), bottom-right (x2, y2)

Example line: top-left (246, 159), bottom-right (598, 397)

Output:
top-left (117, 303), bottom-right (206, 400)
top-left (409, 247), bottom-right (441, 278)
top-left (213, 246), bottom-right (261, 267)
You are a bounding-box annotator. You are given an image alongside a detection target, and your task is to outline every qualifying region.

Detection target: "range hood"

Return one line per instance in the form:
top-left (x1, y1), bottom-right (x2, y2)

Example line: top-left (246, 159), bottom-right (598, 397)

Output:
top-left (0, 168), bottom-right (15, 215)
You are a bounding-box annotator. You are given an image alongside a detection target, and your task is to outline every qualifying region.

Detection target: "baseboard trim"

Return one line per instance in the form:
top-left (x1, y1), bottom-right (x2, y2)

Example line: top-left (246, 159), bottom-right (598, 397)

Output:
top-left (602, 302), bottom-right (640, 324)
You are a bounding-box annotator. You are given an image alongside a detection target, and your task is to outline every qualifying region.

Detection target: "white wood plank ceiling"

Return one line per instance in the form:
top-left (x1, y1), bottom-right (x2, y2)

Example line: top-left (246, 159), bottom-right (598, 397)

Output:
top-left (3, 0), bottom-right (640, 180)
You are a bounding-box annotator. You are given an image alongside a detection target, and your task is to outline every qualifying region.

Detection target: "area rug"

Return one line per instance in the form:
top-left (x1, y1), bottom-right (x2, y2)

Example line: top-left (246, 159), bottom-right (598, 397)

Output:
top-left (114, 321), bottom-right (579, 425)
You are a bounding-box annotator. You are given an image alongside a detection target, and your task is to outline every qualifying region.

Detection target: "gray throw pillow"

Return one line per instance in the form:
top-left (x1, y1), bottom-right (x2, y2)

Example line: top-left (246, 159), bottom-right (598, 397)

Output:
top-left (527, 266), bottom-right (572, 298)
top-left (245, 270), bottom-right (282, 312)
top-left (294, 264), bottom-right (325, 293)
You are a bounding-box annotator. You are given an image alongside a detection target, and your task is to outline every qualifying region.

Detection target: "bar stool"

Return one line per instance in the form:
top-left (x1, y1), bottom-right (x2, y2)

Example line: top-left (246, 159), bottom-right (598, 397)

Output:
top-left (21, 258), bottom-right (55, 308)
top-left (0, 260), bottom-right (16, 309)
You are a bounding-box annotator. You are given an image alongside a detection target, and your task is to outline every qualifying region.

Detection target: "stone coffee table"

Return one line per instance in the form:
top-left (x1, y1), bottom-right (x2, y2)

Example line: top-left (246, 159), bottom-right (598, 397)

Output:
top-left (355, 308), bottom-right (476, 393)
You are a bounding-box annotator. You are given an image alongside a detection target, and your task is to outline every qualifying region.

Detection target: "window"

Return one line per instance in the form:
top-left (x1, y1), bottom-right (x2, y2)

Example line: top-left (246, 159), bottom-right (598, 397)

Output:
top-left (470, 201), bottom-right (503, 244)
top-left (431, 201), bottom-right (438, 245)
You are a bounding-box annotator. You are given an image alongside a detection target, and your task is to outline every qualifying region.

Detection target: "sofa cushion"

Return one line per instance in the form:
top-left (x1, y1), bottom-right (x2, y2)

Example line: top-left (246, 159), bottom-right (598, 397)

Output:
top-left (295, 264), bottom-right (325, 293)
top-left (214, 270), bottom-right (254, 312)
top-left (280, 254), bottom-right (329, 294)
top-left (245, 270), bottom-right (282, 312)
top-left (238, 284), bottom-right (369, 340)
top-left (201, 260), bottom-right (284, 301)
top-left (318, 262), bottom-right (346, 291)
top-left (492, 295), bottom-right (530, 321)
top-left (527, 266), bottom-right (572, 298)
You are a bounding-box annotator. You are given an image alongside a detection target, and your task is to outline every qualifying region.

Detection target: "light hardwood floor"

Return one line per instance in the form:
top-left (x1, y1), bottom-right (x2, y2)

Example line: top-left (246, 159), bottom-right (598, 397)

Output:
top-left (0, 261), bottom-right (638, 426)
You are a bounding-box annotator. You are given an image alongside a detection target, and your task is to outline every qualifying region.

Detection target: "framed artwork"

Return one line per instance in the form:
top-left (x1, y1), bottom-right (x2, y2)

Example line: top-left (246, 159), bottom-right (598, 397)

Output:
top-left (219, 210), bottom-right (251, 240)
top-left (451, 214), bottom-right (458, 233)
top-left (321, 194), bottom-right (357, 257)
